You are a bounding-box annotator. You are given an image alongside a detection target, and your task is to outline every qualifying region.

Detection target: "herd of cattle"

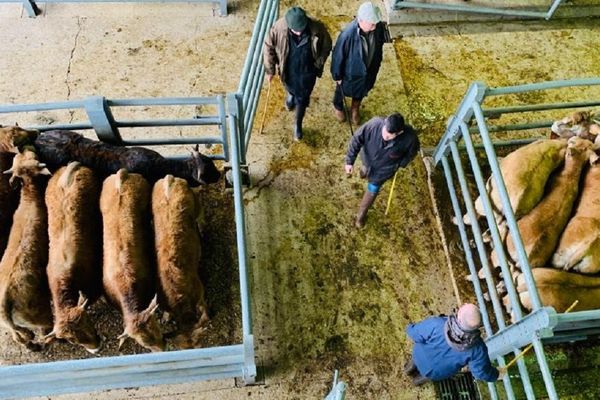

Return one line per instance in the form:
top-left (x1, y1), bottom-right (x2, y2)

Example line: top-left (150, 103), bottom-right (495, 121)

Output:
top-left (465, 111), bottom-right (600, 316)
top-left (0, 125), bottom-right (221, 354)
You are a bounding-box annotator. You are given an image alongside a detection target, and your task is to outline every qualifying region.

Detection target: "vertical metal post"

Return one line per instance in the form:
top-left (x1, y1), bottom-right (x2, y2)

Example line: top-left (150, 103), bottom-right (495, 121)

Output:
top-left (218, 0), bottom-right (227, 16)
top-left (472, 103), bottom-right (543, 310)
top-left (217, 95), bottom-right (229, 162)
top-left (227, 107), bottom-right (255, 383)
top-left (531, 337), bottom-right (558, 399)
top-left (21, 0), bottom-right (39, 16)
top-left (84, 96), bottom-right (122, 144)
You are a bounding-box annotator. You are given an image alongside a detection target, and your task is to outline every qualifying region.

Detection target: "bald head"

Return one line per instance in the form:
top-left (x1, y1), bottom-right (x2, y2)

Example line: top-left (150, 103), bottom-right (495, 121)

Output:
top-left (457, 303), bottom-right (482, 331)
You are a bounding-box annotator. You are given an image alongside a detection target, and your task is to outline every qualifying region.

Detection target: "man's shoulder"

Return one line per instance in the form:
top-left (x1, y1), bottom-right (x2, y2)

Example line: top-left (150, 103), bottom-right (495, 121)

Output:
top-left (272, 18), bottom-right (289, 32)
top-left (339, 20), bottom-right (358, 37)
top-left (308, 18), bottom-right (329, 34)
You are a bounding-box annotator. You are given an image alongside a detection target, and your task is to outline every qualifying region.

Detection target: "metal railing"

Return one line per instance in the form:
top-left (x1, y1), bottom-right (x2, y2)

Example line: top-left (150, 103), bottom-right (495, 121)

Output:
top-left (393, 0), bottom-right (564, 20)
top-left (432, 78), bottom-right (600, 400)
top-left (0, 92), bottom-right (256, 398)
top-left (235, 0), bottom-right (278, 164)
top-left (1, 0), bottom-right (228, 17)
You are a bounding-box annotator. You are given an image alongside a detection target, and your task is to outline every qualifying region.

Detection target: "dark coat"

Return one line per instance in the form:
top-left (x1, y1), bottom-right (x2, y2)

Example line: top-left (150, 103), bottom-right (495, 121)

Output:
top-left (407, 316), bottom-right (499, 382)
top-left (345, 117), bottom-right (419, 183)
top-left (263, 17), bottom-right (332, 82)
top-left (330, 19), bottom-right (387, 99)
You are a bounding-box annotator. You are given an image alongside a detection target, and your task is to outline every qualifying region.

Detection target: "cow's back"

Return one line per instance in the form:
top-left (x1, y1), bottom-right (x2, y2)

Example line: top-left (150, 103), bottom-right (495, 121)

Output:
top-left (46, 162), bottom-right (102, 303)
top-left (100, 169), bottom-right (154, 310)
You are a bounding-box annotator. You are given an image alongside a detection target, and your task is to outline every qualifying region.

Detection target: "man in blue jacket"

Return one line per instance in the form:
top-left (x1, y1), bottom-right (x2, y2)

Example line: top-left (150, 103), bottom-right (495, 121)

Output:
top-left (344, 113), bottom-right (419, 228)
top-left (405, 304), bottom-right (505, 386)
top-left (331, 1), bottom-right (388, 126)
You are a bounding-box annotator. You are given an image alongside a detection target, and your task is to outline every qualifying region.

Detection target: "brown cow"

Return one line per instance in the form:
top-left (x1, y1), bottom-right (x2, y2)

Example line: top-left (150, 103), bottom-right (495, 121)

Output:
top-left (0, 126), bottom-right (38, 255)
top-left (44, 162), bottom-right (103, 353)
top-left (471, 139), bottom-right (567, 223)
top-left (505, 137), bottom-right (594, 269)
top-left (101, 169), bottom-right (164, 352)
top-left (515, 268), bottom-right (600, 313)
top-left (0, 125), bottom-right (39, 153)
top-left (152, 175), bottom-right (209, 349)
top-left (0, 150), bottom-right (52, 350)
top-left (551, 152), bottom-right (600, 273)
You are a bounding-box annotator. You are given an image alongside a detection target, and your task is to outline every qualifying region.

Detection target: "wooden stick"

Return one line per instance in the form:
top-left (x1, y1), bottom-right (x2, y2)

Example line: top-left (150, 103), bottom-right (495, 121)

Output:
top-left (258, 79), bottom-right (272, 135)
top-left (385, 169), bottom-right (399, 216)
top-left (505, 300), bottom-right (579, 369)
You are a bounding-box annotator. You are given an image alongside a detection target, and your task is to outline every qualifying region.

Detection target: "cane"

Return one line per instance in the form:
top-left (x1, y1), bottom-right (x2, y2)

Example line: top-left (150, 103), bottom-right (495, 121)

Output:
top-left (504, 299), bottom-right (579, 370)
top-left (258, 78), bottom-right (273, 135)
top-left (337, 82), bottom-right (354, 136)
top-left (384, 169), bottom-right (399, 216)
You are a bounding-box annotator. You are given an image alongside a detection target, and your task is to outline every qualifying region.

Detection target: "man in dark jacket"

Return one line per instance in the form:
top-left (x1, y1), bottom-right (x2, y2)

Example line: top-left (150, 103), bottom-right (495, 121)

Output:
top-left (344, 113), bottom-right (419, 228)
top-left (405, 304), bottom-right (505, 386)
top-left (263, 7), bottom-right (332, 141)
top-left (331, 1), bottom-right (387, 126)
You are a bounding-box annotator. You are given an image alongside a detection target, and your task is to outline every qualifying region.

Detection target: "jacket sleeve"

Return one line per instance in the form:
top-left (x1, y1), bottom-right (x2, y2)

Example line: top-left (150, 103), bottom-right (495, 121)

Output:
top-left (263, 27), bottom-right (279, 76)
top-left (398, 135), bottom-right (420, 168)
top-left (468, 345), bottom-right (499, 382)
top-left (406, 317), bottom-right (437, 344)
top-left (331, 33), bottom-right (347, 82)
top-left (344, 124), bottom-right (367, 165)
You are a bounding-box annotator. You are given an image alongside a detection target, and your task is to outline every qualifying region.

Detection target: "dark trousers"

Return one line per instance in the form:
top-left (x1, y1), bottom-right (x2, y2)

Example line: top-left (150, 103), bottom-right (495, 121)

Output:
top-left (333, 83), bottom-right (362, 111)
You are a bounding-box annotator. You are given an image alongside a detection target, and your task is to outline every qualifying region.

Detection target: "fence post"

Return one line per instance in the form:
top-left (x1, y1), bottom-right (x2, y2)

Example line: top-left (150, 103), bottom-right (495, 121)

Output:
top-left (84, 96), bottom-right (122, 144)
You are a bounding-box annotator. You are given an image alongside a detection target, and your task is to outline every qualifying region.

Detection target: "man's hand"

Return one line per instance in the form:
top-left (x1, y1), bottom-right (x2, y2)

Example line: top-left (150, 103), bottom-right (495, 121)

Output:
top-left (345, 164), bottom-right (353, 175)
top-left (336, 80), bottom-right (342, 85)
top-left (497, 367), bottom-right (507, 381)
top-left (266, 74), bottom-right (273, 82)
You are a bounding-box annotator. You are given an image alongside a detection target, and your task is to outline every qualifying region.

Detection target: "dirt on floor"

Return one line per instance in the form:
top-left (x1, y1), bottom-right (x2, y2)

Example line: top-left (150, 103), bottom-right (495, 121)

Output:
top-left (3, 0), bottom-right (600, 399)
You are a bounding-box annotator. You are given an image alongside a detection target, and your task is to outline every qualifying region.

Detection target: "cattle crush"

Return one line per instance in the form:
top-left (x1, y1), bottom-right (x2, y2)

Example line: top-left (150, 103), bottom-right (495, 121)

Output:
top-left (431, 77), bottom-right (600, 400)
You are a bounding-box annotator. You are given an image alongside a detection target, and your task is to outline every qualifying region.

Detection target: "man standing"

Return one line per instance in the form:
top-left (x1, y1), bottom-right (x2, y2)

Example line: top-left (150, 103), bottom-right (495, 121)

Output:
top-left (405, 304), bottom-right (505, 386)
top-left (263, 7), bottom-right (332, 141)
top-left (331, 1), bottom-right (388, 126)
top-left (344, 113), bottom-right (419, 228)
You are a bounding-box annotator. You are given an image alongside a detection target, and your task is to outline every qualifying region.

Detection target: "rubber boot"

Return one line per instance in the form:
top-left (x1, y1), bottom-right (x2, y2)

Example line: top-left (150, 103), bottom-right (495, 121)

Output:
top-left (355, 191), bottom-right (377, 228)
top-left (285, 93), bottom-right (295, 111)
top-left (294, 105), bottom-right (306, 141)
top-left (351, 99), bottom-right (361, 126)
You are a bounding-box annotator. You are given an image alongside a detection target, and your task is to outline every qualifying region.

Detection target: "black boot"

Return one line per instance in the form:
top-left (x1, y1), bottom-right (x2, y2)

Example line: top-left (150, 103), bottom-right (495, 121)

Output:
top-left (285, 93), bottom-right (295, 111)
top-left (355, 191), bottom-right (377, 228)
top-left (294, 105), bottom-right (306, 141)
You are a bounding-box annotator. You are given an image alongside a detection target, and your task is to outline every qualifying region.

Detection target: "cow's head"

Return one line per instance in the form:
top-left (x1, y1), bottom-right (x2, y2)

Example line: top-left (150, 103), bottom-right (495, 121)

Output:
top-left (3, 150), bottom-right (51, 184)
top-left (44, 292), bottom-right (101, 354)
top-left (0, 126), bottom-right (38, 153)
top-left (119, 294), bottom-right (165, 352)
top-left (190, 145), bottom-right (220, 186)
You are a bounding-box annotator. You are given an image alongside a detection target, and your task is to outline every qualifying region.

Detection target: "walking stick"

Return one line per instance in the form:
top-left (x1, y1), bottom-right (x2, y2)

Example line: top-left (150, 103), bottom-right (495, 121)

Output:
top-left (504, 299), bottom-right (579, 370)
top-left (337, 82), bottom-right (354, 136)
top-left (384, 169), bottom-right (399, 216)
top-left (258, 78), bottom-right (273, 135)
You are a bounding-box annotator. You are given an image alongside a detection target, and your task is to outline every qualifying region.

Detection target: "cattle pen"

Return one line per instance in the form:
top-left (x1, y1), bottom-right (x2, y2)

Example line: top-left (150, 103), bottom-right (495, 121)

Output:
top-left (0, 0), bottom-right (278, 397)
top-left (430, 77), bottom-right (600, 399)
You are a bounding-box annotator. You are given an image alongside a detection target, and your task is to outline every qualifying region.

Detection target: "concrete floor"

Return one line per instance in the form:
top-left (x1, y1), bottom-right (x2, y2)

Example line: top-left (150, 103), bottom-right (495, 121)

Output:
top-left (2, 0), bottom-right (600, 399)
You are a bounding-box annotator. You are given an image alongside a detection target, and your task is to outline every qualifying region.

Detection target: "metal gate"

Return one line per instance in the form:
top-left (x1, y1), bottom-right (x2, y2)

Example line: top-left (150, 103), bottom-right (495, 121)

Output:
top-left (432, 78), bottom-right (600, 399)
top-left (0, 0), bottom-right (278, 397)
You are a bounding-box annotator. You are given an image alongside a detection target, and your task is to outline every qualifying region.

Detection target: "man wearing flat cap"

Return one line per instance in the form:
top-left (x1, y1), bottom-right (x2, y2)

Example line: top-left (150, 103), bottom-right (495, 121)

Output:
top-left (331, 1), bottom-right (388, 126)
top-left (344, 113), bottom-right (419, 228)
top-left (263, 7), bottom-right (332, 141)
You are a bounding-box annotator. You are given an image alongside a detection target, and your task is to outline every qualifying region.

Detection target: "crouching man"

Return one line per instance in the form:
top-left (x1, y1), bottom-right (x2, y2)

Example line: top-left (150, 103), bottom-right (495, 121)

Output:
top-left (405, 303), bottom-right (505, 386)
